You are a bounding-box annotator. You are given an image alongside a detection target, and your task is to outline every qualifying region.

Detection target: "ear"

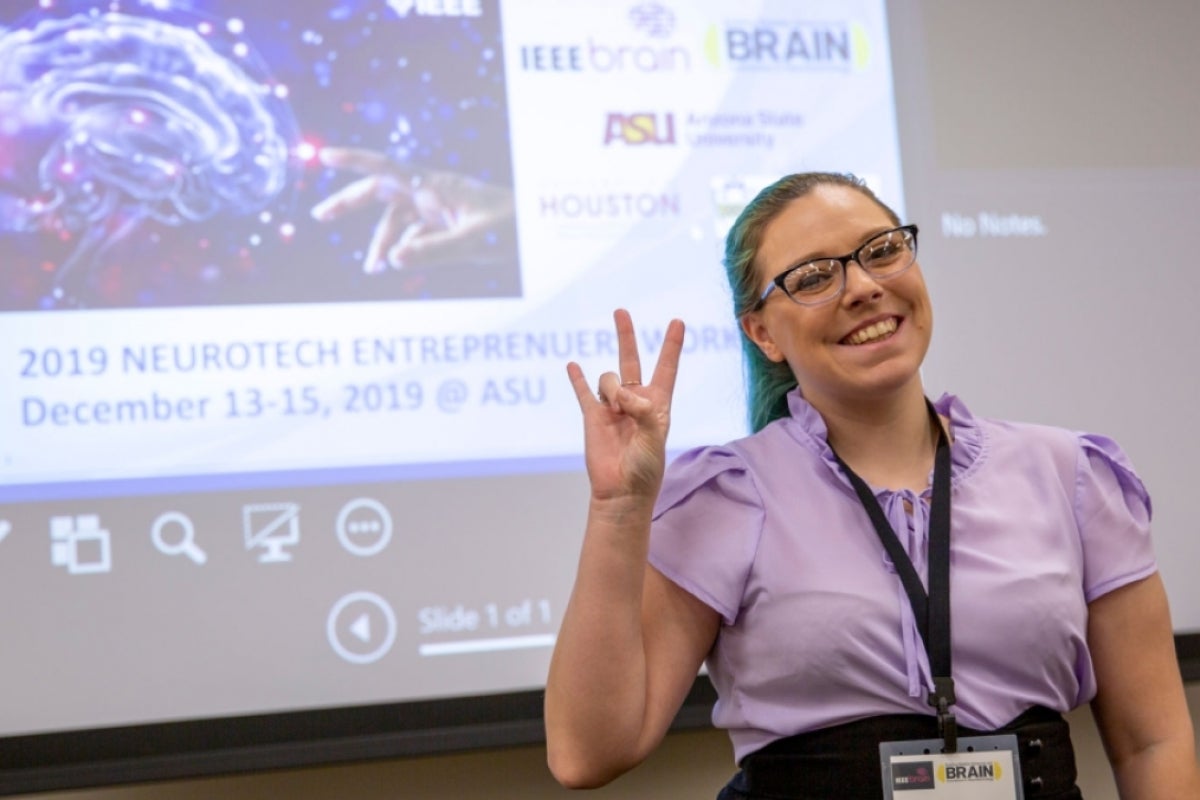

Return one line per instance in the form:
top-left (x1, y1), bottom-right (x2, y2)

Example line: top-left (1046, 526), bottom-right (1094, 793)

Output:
top-left (740, 311), bottom-right (786, 363)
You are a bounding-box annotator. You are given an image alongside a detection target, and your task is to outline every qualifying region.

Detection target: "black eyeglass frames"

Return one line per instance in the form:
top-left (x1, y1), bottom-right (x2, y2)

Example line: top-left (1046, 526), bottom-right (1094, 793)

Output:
top-left (754, 224), bottom-right (919, 309)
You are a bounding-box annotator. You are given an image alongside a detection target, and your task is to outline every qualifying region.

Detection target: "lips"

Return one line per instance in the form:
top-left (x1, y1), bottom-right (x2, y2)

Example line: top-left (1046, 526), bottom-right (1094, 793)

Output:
top-left (841, 316), bottom-right (900, 346)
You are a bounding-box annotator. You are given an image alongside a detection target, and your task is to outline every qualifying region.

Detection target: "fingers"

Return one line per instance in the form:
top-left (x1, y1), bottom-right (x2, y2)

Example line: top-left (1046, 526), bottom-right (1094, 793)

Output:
top-left (613, 309), bottom-right (642, 386)
top-left (649, 318), bottom-right (685, 398)
top-left (386, 214), bottom-right (510, 268)
top-left (566, 363), bottom-right (645, 417)
top-left (364, 205), bottom-right (413, 273)
top-left (318, 148), bottom-right (475, 203)
top-left (569, 312), bottom-right (685, 417)
top-left (595, 371), bottom-right (626, 408)
top-left (613, 309), bottom-right (686, 398)
top-left (318, 146), bottom-right (410, 178)
top-left (566, 362), bottom-right (596, 410)
top-left (387, 222), bottom-right (457, 268)
top-left (311, 175), bottom-right (405, 222)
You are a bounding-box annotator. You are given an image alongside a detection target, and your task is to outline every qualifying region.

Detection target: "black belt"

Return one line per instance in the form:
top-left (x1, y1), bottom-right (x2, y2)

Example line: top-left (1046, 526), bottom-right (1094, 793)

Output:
top-left (719, 706), bottom-right (1080, 800)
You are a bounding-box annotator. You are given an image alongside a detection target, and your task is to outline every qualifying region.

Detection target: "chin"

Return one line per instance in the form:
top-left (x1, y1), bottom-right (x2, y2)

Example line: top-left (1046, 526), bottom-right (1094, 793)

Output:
top-left (843, 360), bottom-right (925, 401)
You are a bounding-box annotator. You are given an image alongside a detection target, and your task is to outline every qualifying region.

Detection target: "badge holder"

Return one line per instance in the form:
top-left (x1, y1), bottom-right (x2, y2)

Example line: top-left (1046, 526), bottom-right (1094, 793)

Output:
top-left (880, 734), bottom-right (1023, 799)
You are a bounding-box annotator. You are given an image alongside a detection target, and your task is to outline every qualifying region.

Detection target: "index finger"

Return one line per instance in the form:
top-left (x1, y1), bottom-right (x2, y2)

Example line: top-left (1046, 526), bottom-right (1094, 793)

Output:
top-left (310, 174), bottom-right (404, 221)
top-left (565, 361), bottom-right (599, 411)
top-left (319, 146), bottom-right (417, 181)
top-left (649, 318), bottom-right (685, 397)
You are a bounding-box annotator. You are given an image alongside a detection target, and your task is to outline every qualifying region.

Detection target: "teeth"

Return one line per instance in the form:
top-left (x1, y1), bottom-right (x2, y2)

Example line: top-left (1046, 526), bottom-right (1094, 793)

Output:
top-left (845, 318), bottom-right (898, 345)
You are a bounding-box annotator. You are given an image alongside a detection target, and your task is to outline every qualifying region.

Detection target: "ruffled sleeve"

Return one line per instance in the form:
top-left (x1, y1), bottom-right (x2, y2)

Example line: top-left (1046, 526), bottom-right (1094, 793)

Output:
top-left (1074, 434), bottom-right (1157, 602)
top-left (648, 446), bottom-right (764, 625)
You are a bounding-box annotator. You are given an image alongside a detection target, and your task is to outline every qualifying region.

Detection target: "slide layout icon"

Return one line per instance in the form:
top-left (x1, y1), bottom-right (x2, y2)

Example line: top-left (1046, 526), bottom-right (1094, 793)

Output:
top-left (49, 514), bottom-right (111, 574)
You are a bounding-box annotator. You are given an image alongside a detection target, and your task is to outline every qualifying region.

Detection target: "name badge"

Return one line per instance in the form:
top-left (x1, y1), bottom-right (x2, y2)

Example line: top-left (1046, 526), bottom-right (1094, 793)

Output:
top-left (879, 735), bottom-right (1023, 799)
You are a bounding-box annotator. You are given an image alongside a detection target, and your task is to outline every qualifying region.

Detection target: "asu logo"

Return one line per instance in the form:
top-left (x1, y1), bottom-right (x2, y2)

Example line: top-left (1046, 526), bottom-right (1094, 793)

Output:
top-left (603, 112), bottom-right (676, 145)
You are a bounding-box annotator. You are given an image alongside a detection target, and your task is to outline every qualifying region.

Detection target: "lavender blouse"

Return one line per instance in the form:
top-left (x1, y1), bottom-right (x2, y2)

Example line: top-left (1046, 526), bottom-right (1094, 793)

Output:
top-left (648, 391), bottom-right (1156, 763)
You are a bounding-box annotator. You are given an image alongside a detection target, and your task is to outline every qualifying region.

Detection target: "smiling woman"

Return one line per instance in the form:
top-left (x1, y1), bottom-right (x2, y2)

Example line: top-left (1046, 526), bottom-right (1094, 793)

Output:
top-left (739, 186), bottom-right (931, 430)
top-left (544, 173), bottom-right (1200, 799)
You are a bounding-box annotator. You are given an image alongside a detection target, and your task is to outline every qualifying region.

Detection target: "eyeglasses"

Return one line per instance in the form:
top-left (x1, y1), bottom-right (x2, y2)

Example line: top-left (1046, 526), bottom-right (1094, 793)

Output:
top-left (753, 224), bottom-right (919, 309)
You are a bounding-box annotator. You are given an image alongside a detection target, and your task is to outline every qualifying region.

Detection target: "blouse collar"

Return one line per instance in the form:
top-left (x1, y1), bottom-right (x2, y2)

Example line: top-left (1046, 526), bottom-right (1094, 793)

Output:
top-left (779, 388), bottom-right (986, 493)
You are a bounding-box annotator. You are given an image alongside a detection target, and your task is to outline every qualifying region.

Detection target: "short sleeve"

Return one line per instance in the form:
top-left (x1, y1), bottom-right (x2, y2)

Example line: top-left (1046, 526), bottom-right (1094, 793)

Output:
top-left (1074, 433), bottom-right (1157, 602)
top-left (648, 446), bottom-right (764, 625)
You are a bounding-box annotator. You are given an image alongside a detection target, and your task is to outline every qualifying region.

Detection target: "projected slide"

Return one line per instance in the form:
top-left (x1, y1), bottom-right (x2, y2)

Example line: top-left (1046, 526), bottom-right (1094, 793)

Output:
top-left (0, 0), bottom-right (901, 739)
top-left (0, 0), bottom-right (902, 494)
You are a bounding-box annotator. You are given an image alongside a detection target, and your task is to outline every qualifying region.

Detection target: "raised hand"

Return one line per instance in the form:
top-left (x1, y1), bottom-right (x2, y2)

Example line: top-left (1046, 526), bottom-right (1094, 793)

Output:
top-left (310, 146), bottom-right (515, 274)
top-left (566, 309), bottom-right (686, 503)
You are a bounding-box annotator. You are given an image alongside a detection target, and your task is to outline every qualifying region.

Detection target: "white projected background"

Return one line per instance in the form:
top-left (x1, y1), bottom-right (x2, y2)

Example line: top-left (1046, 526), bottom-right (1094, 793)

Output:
top-left (0, 0), bottom-right (907, 740)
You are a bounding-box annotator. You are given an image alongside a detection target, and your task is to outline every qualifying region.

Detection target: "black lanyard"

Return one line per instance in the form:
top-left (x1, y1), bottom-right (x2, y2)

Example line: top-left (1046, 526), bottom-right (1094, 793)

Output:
top-left (829, 400), bottom-right (958, 751)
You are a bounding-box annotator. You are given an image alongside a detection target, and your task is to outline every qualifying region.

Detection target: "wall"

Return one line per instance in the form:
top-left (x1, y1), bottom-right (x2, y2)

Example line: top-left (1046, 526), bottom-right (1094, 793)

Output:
top-left (28, 685), bottom-right (1200, 800)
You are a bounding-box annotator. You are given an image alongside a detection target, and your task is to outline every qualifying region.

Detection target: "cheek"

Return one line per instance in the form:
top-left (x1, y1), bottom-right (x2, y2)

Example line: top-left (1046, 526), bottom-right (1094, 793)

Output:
top-left (915, 292), bottom-right (934, 333)
top-left (778, 318), bottom-right (829, 368)
top-left (761, 305), bottom-right (837, 363)
top-left (901, 269), bottom-right (932, 310)
top-left (888, 276), bottom-right (931, 325)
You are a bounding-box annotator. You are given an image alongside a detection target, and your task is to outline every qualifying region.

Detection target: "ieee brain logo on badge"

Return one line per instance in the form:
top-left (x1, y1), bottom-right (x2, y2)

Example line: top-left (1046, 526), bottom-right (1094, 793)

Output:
top-left (892, 761), bottom-right (935, 791)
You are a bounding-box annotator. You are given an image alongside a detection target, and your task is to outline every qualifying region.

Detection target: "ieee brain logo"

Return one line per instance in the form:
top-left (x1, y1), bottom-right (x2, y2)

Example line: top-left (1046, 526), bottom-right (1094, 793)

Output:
top-left (628, 3), bottom-right (676, 38)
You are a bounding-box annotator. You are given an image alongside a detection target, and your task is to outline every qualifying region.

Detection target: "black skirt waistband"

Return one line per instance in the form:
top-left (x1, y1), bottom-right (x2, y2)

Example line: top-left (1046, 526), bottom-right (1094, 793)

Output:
top-left (721, 706), bottom-right (1080, 800)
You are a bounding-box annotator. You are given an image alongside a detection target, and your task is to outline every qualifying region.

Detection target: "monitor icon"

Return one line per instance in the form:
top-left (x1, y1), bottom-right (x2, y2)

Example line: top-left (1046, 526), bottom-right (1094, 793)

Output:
top-left (242, 502), bottom-right (300, 563)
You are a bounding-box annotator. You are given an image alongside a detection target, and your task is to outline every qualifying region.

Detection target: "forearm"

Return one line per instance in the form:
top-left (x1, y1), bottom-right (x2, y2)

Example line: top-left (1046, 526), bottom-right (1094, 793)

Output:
top-left (545, 496), bottom-right (658, 786)
top-left (1088, 576), bottom-right (1200, 799)
top-left (1111, 737), bottom-right (1200, 800)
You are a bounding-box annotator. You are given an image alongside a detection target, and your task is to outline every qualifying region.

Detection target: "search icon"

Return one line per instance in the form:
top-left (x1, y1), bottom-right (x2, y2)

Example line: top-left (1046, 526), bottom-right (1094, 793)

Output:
top-left (151, 512), bottom-right (207, 565)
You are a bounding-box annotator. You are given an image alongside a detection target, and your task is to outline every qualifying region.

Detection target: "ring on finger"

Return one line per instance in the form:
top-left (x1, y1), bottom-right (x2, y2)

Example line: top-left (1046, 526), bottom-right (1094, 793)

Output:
top-left (622, 380), bottom-right (641, 386)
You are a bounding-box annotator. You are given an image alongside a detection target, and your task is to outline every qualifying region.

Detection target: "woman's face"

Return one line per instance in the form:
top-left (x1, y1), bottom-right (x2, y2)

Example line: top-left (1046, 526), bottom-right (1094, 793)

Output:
top-left (740, 184), bottom-right (933, 412)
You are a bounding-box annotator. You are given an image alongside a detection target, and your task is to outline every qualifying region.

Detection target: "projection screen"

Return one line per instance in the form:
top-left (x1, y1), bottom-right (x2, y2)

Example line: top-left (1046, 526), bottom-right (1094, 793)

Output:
top-left (1, 0), bottom-right (1196, 793)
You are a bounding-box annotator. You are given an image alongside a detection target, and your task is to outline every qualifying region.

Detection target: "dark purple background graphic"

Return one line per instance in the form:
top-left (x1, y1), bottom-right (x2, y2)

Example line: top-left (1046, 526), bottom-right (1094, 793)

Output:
top-left (0, 0), bottom-right (518, 309)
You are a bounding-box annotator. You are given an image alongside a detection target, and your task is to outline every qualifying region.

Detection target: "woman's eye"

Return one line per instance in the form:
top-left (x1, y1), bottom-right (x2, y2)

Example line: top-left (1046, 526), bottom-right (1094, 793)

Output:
top-left (788, 268), bottom-right (835, 293)
top-left (865, 241), bottom-right (909, 267)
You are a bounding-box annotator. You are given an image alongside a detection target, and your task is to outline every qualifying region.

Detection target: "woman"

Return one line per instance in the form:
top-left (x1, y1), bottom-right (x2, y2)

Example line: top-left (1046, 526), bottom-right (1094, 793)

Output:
top-left (544, 172), bottom-right (1200, 798)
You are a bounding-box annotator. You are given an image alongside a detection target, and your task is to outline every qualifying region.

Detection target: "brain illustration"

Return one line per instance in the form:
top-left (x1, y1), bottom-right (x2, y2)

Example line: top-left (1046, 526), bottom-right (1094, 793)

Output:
top-left (0, 11), bottom-right (293, 288)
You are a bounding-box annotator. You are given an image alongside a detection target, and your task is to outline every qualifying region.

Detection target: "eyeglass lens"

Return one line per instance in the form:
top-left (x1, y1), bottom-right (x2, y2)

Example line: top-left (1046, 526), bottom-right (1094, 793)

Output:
top-left (782, 227), bottom-right (915, 302)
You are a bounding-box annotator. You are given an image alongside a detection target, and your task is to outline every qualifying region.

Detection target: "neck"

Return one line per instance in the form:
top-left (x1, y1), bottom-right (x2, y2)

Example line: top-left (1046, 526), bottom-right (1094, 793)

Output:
top-left (813, 380), bottom-right (937, 491)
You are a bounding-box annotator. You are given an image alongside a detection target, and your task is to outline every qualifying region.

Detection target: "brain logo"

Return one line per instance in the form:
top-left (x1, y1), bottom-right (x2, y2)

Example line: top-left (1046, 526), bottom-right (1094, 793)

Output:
top-left (628, 3), bottom-right (676, 39)
top-left (0, 11), bottom-right (294, 296)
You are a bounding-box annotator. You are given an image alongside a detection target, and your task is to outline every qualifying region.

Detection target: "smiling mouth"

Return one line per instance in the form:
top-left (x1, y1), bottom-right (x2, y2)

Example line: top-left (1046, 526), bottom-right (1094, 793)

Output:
top-left (842, 317), bottom-right (899, 346)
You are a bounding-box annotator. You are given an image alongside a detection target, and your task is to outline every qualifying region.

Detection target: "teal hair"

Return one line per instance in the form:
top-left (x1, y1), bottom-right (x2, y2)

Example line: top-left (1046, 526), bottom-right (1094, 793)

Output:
top-left (723, 173), bottom-right (901, 432)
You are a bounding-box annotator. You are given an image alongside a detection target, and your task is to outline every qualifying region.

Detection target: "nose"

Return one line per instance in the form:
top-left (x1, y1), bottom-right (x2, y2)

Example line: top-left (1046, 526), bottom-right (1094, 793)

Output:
top-left (841, 260), bottom-right (883, 306)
